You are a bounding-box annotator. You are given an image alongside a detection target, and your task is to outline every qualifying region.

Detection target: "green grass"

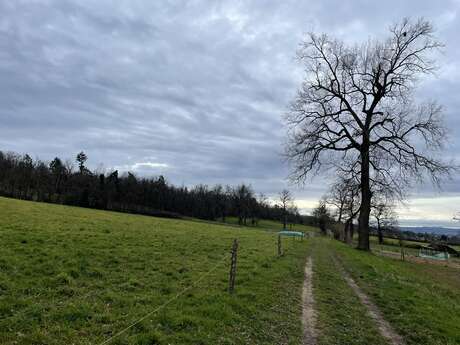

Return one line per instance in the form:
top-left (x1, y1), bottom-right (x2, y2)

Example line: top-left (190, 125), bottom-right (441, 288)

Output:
top-left (221, 216), bottom-right (318, 233)
top-left (367, 236), bottom-right (460, 265)
top-left (0, 197), bottom-right (310, 345)
top-left (309, 238), bottom-right (388, 345)
top-left (369, 234), bottom-right (460, 254)
top-left (2, 197), bottom-right (459, 345)
top-left (329, 239), bottom-right (460, 345)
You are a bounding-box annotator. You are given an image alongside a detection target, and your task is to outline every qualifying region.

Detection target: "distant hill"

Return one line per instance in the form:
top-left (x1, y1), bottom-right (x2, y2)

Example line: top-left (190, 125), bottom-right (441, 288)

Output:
top-left (400, 226), bottom-right (460, 236)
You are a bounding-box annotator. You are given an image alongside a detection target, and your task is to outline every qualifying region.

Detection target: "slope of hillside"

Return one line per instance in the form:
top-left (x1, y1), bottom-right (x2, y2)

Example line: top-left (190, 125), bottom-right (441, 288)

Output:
top-left (0, 197), bottom-right (310, 345)
top-left (2, 197), bottom-right (459, 345)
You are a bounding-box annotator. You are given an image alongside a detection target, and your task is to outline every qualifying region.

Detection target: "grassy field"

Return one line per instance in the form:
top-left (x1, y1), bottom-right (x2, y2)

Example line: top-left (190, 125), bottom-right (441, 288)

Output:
top-left (220, 216), bottom-right (317, 233)
top-left (319, 238), bottom-right (460, 345)
top-left (2, 197), bottom-right (459, 344)
top-left (0, 197), bottom-right (310, 345)
top-left (365, 235), bottom-right (460, 266)
top-left (309, 239), bottom-right (389, 345)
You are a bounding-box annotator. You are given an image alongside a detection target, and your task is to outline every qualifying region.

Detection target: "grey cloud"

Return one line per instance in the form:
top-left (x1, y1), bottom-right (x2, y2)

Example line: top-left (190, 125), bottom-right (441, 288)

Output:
top-left (1, 0), bottom-right (460, 218)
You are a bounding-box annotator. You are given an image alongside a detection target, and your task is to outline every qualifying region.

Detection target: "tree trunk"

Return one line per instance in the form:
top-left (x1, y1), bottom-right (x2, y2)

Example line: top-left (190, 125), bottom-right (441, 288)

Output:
top-left (377, 220), bottom-right (383, 244)
top-left (358, 146), bottom-right (371, 251)
top-left (344, 221), bottom-right (350, 243)
top-left (283, 207), bottom-right (287, 230)
top-left (344, 219), bottom-right (353, 244)
top-left (333, 227), bottom-right (341, 240)
top-left (349, 221), bottom-right (355, 243)
top-left (340, 222), bottom-right (346, 242)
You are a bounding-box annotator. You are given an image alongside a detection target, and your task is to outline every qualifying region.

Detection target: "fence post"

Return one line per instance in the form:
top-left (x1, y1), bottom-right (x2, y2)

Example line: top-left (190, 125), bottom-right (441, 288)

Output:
top-left (277, 234), bottom-right (282, 256)
top-left (398, 233), bottom-right (405, 261)
top-left (228, 239), bottom-right (238, 294)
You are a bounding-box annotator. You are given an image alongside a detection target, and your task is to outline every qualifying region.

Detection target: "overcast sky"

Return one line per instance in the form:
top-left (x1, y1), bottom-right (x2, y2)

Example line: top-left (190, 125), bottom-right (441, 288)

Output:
top-left (1, 0), bottom-right (459, 226)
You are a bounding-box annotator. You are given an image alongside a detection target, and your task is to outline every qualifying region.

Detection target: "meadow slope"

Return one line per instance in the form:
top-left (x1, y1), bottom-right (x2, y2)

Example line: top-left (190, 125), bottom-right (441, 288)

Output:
top-left (311, 238), bottom-right (460, 345)
top-left (2, 197), bottom-right (459, 345)
top-left (0, 197), bottom-right (311, 345)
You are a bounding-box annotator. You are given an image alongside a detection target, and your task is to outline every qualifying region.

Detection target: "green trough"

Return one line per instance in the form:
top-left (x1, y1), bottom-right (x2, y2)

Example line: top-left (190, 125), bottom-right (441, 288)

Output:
top-left (277, 230), bottom-right (305, 238)
top-left (418, 247), bottom-right (450, 260)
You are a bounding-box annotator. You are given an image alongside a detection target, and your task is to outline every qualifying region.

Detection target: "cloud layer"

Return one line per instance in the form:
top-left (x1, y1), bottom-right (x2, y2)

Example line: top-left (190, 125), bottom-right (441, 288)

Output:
top-left (1, 0), bottom-right (459, 222)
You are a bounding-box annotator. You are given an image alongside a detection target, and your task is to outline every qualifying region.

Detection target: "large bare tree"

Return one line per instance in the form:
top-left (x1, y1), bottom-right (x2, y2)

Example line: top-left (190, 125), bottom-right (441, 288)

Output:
top-left (285, 18), bottom-right (452, 250)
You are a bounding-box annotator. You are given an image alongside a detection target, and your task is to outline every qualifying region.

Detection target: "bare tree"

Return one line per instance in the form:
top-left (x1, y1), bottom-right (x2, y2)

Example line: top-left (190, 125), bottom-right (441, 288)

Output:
top-left (287, 204), bottom-right (300, 229)
top-left (49, 157), bottom-right (65, 196)
top-left (371, 199), bottom-right (398, 244)
top-left (326, 178), bottom-right (349, 223)
top-left (326, 174), bottom-right (360, 242)
top-left (326, 175), bottom-right (353, 240)
top-left (279, 189), bottom-right (294, 229)
top-left (328, 157), bottom-right (403, 244)
top-left (285, 18), bottom-right (452, 250)
top-left (342, 182), bottom-right (361, 244)
top-left (313, 199), bottom-right (331, 235)
top-left (232, 184), bottom-right (254, 225)
top-left (256, 193), bottom-right (269, 222)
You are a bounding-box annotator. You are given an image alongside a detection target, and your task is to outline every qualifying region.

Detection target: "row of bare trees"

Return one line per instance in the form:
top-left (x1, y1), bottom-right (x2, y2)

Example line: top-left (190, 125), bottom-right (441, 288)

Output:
top-left (325, 173), bottom-right (397, 244)
top-left (285, 18), bottom-right (453, 250)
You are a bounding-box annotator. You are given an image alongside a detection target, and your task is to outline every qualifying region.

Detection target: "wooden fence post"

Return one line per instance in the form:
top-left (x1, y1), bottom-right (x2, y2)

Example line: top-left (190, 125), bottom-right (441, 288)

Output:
top-left (278, 234), bottom-right (282, 256)
top-left (399, 236), bottom-right (405, 261)
top-left (228, 239), bottom-right (238, 294)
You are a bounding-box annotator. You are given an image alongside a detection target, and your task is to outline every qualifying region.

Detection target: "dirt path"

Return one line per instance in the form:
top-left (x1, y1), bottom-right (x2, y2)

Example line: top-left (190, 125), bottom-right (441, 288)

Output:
top-left (302, 257), bottom-right (317, 345)
top-left (333, 256), bottom-right (405, 345)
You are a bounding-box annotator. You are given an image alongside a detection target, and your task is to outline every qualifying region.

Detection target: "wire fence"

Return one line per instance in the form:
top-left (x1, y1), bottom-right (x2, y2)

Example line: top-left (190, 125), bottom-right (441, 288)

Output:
top-left (2, 231), bottom-right (313, 344)
top-left (97, 252), bottom-right (230, 345)
top-left (1, 238), bottom-right (239, 324)
top-left (96, 233), bottom-right (309, 344)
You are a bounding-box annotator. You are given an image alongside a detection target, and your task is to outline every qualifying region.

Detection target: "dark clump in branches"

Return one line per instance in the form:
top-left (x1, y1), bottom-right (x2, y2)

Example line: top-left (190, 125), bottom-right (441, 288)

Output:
top-left (285, 18), bottom-right (453, 250)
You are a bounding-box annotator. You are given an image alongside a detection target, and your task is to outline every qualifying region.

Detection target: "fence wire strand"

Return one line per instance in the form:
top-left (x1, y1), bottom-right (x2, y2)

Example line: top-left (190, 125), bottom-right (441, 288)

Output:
top-left (96, 252), bottom-right (229, 345)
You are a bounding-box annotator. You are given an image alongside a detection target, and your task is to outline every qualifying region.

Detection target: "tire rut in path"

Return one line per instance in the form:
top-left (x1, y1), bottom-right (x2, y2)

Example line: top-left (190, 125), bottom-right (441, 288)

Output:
top-left (302, 257), bottom-right (317, 345)
top-left (333, 256), bottom-right (405, 345)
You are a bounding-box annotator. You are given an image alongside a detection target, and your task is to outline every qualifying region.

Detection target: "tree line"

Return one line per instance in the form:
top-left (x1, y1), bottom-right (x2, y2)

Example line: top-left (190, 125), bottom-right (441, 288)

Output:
top-left (0, 150), bottom-right (302, 225)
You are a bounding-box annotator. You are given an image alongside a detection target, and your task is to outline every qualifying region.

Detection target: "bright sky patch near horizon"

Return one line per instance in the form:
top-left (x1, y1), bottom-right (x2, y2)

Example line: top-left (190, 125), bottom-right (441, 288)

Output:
top-left (1, 1), bottom-right (459, 226)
